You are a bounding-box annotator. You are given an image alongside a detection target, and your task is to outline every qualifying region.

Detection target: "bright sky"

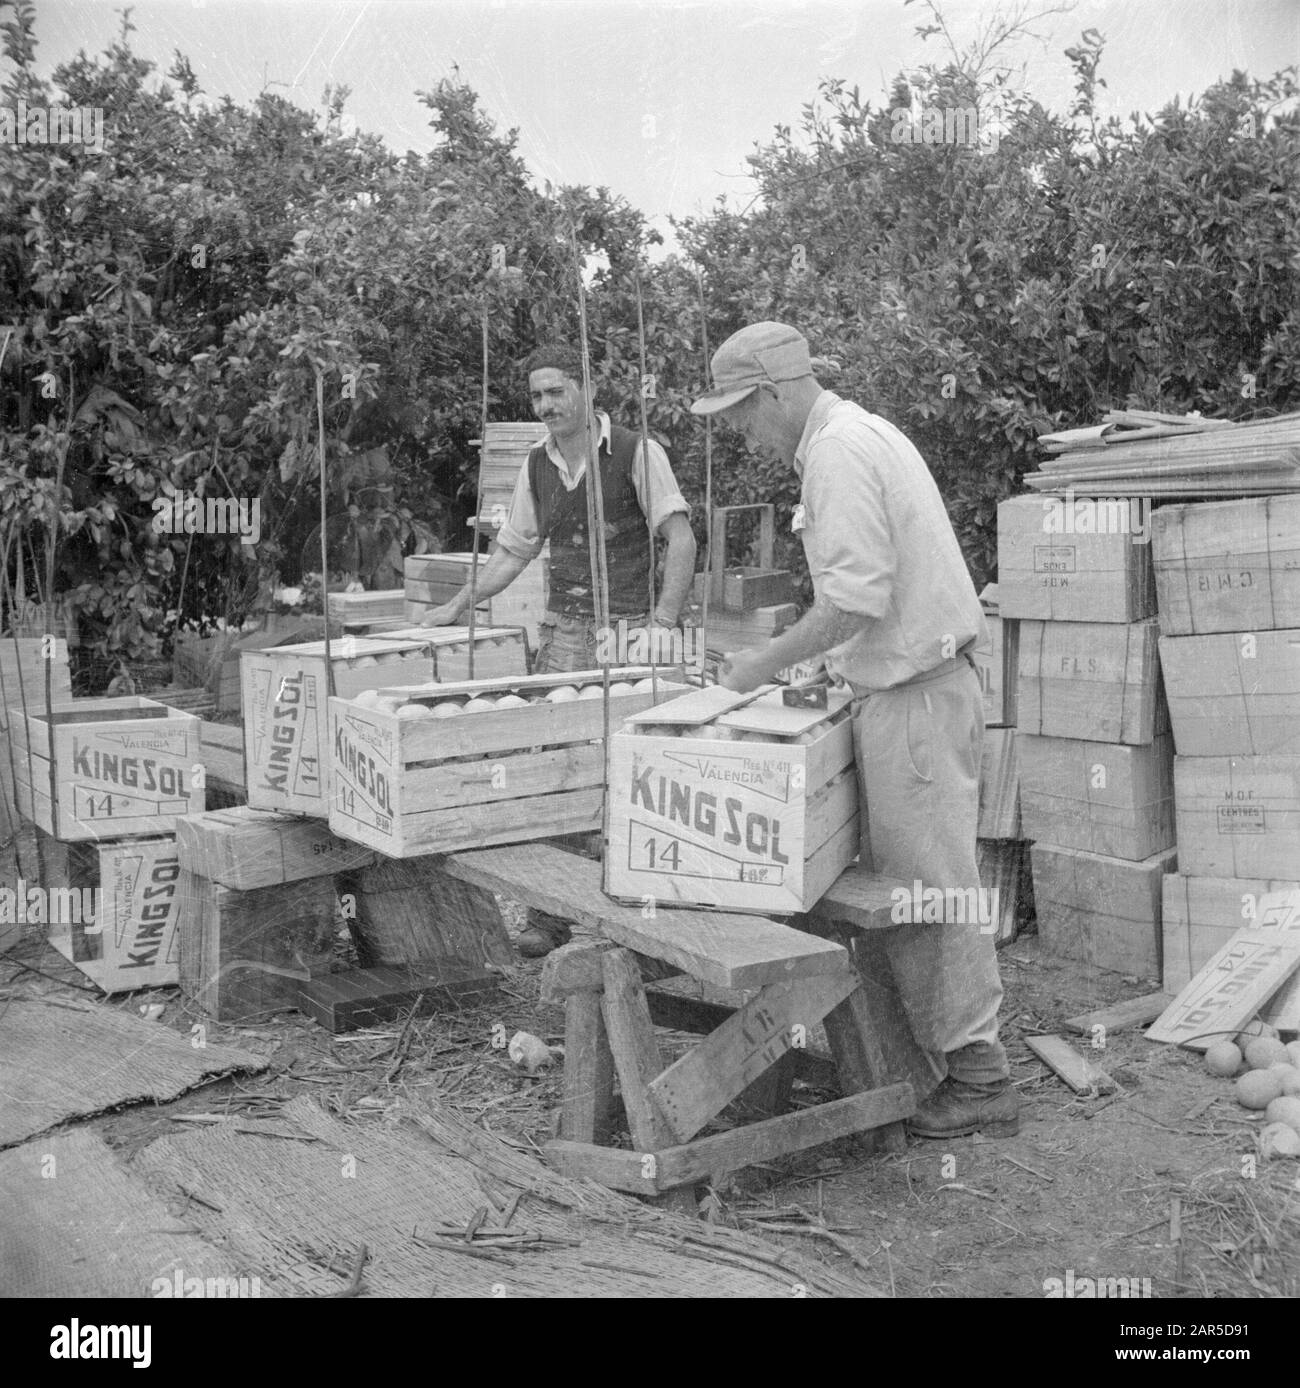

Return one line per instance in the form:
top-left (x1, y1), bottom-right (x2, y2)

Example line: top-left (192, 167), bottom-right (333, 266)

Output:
top-left (29, 0), bottom-right (1300, 249)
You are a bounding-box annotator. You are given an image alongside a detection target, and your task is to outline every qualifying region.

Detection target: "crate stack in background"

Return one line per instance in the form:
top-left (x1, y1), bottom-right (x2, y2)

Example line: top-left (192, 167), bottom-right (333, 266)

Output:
top-left (997, 496), bottom-right (1176, 981)
top-left (1152, 496), bottom-right (1300, 993)
top-left (971, 583), bottom-right (1030, 943)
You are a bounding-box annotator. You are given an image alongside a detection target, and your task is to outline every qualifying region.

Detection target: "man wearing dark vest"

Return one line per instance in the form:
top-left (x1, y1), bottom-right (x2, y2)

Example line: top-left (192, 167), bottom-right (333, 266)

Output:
top-left (422, 342), bottom-right (696, 956)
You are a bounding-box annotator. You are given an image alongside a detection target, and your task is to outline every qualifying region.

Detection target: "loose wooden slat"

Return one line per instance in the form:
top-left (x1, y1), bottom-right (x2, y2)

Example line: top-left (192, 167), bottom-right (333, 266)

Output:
top-left (1062, 993), bottom-right (1171, 1036)
top-left (441, 845), bottom-right (848, 990)
top-left (1024, 1035), bottom-right (1115, 1094)
top-left (295, 961), bottom-right (497, 1033)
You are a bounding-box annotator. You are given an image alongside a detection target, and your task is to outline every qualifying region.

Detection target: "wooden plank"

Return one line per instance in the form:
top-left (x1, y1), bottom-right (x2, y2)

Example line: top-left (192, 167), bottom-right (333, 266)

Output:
top-left (653, 1084), bottom-right (915, 1189)
top-left (295, 960), bottom-right (497, 1033)
top-left (647, 970), bottom-right (858, 1143)
top-left (541, 1140), bottom-right (660, 1196)
top-left (540, 938), bottom-right (680, 1000)
top-left (811, 865), bottom-right (916, 931)
top-left (441, 845), bottom-right (849, 990)
top-left (1146, 928), bottom-right (1300, 1050)
top-left (599, 948), bottom-right (675, 1153)
top-left (977, 839), bottom-right (1028, 946)
top-left (978, 727), bottom-right (1021, 840)
top-left (1174, 755), bottom-right (1300, 879)
top-left (1024, 1034), bottom-right (1115, 1094)
top-left (175, 805), bottom-right (374, 889)
top-left (1063, 992), bottom-right (1171, 1036)
top-left (561, 990), bottom-right (616, 1144)
top-left (1160, 631), bottom-right (1300, 756)
top-left (1016, 618), bottom-right (1165, 744)
top-left (1030, 843), bottom-right (1176, 979)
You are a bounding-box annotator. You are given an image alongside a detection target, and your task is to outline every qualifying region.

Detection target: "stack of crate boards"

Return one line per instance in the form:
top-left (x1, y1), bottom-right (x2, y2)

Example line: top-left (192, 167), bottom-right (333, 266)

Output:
top-left (1152, 495), bottom-right (1300, 997)
top-left (971, 583), bottom-right (1029, 944)
top-left (997, 496), bottom-right (1174, 981)
top-left (4, 670), bottom-right (202, 995)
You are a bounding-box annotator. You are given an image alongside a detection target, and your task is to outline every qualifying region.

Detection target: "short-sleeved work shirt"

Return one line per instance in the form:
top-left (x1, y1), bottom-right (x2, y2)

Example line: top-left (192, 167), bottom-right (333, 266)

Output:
top-left (795, 391), bottom-right (987, 690)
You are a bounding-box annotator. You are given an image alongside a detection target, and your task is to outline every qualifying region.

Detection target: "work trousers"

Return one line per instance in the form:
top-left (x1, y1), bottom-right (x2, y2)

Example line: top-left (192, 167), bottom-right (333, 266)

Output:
top-left (848, 657), bottom-right (1010, 1086)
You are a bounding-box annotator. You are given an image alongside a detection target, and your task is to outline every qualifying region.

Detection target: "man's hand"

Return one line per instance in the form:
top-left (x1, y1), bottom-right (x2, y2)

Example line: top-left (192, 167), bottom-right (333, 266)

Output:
top-left (718, 647), bottom-right (771, 694)
top-left (420, 600), bottom-right (465, 627)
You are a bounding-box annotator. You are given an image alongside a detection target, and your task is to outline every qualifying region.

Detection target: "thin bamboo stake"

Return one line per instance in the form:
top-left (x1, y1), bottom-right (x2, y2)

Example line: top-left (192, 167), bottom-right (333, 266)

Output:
top-left (42, 367), bottom-right (73, 857)
top-left (466, 311), bottom-right (490, 679)
top-left (695, 267), bottom-right (713, 684)
top-left (315, 368), bottom-right (334, 698)
top-left (633, 270), bottom-right (658, 700)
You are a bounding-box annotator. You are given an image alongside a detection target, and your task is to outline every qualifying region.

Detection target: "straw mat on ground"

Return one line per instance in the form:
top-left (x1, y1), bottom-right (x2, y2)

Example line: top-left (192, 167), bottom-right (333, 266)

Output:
top-left (135, 1095), bottom-right (877, 1297)
top-left (0, 999), bottom-right (267, 1147)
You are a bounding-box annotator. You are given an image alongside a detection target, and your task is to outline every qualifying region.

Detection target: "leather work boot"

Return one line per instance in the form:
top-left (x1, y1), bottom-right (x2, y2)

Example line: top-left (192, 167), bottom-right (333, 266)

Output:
top-left (516, 911), bottom-right (572, 960)
top-left (907, 1077), bottom-right (1020, 1139)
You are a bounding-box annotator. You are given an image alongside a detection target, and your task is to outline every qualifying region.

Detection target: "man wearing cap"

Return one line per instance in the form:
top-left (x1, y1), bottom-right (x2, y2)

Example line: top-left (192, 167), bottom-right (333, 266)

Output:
top-left (425, 342), bottom-right (696, 957)
top-left (691, 322), bottom-right (1017, 1140)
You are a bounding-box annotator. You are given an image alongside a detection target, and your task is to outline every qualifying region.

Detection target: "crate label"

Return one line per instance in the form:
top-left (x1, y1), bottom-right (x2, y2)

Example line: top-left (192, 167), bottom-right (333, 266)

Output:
top-left (1195, 568), bottom-right (1258, 593)
top-left (657, 750), bottom-right (792, 804)
top-left (68, 737), bottom-right (197, 819)
top-left (331, 714), bottom-right (395, 835)
top-left (1033, 546), bottom-right (1076, 574)
top-left (249, 667), bottom-right (323, 799)
top-left (1217, 805), bottom-right (1265, 834)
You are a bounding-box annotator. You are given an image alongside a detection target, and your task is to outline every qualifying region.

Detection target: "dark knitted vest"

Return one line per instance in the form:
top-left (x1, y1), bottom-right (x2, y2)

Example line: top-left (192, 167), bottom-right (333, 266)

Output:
top-left (528, 423), bottom-right (655, 619)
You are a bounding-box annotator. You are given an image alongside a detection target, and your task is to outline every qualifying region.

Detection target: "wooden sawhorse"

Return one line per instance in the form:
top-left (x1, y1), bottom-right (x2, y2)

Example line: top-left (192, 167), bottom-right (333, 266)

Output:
top-left (438, 845), bottom-right (917, 1211)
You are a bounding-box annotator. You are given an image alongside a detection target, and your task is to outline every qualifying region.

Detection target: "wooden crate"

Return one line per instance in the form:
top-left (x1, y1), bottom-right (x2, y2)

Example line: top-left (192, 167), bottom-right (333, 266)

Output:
top-left (978, 727), bottom-right (1021, 839)
top-left (177, 805), bottom-right (374, 891)
top-left (178, 870), bottom-right (338, 1021)
top-left (605, 688), bottom-right (859, 914)
top-left (1017, 733), bottom-right (1175, 861)
top-left (1174, 754), bottom-right (1300, 879)
top-left (243, 628), bottom-right (527, 815)
top-left (46, 836), bottom-right (183, 992)
top-left (997, 495), bottom-right (1155, 622)
top-left (1016, 617), bottom-right (1166, 744)
top-left (326, 589), bottom-right (406, 624)
top-left (9, 696), bottom-right (204, 841)
top-left (1151, 495), bottom-right (1300, 636)
top-left (1030, 842), bottom-right (1176, 979)
top-left (1161, 872), bottom-right (1300, 994)
top-left (339, 856), bottom-right (514, 969)
top-left (197, 720), bottom-right (246, 807)
top-left (721, 568), bottom-right (794, 611)
top-left (329, 667), bottom-right (687, 857)
top-left (405, 553), bottom-right (495, 615)
top-left (972, 584), bottom-right (1017, 727)
top-left (296, 961), bottom-right (498, 1034)
top-left (1159, 630), bottom-right (1300, 756)
top-left (473, 420), bottom-right (548, 526)
top-left (0, 637), bottom-right (73, 836)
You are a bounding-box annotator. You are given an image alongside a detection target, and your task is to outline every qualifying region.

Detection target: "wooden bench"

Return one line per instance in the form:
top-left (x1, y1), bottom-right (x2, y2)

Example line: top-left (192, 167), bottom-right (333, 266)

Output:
top-left (439, 845), bottom-right (917, 1211)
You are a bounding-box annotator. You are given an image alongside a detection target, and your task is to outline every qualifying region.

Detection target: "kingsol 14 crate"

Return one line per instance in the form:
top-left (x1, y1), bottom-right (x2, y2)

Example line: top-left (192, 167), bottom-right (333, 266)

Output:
top-left (242, 626), bottom-right (528, 815)
top-left (329, 667), bottom-right (688, 856)
top-left (47, 835), bottom-right (184, 992)
top-left (9, 696), bottom-right (204, 840)
top-left (605, 685), bottom-right (860, 914)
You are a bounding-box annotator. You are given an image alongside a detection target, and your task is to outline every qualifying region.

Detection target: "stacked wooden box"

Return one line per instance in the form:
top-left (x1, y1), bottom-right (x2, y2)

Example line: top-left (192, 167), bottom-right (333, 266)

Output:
top-left (241, 626), bottom-right (528, 817)
top-left (999, 496), bottom-right (1175, 979)
top-left (6, 692), bottom-right (204, 991)
top-left (972, 584), bottom-right (1029, 944)
top-left (328, 666), bottom-right (686, 857)
top-left (1152, 496), bottom-right (1300, 992)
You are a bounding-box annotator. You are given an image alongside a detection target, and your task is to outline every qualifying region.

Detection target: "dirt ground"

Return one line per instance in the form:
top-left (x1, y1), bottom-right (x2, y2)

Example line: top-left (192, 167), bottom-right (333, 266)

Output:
top-left (4, 860), bottom-right (1297, 1302)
